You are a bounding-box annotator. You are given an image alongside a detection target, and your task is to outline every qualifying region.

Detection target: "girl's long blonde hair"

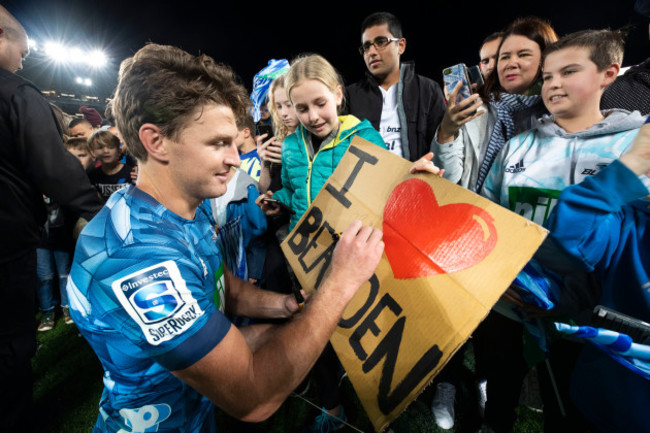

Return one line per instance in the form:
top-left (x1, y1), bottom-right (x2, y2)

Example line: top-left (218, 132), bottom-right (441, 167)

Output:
top-left (267, 75), bottom-right (292, 141)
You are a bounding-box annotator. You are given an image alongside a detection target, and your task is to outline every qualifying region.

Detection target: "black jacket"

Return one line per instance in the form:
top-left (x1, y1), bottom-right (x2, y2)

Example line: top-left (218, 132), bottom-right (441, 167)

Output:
top-left (0, 69), bottom-right (103, 263)
top-left (344, 61), bottom-right (446, 162)
top-left (601, 58), bottom-right (650, 115)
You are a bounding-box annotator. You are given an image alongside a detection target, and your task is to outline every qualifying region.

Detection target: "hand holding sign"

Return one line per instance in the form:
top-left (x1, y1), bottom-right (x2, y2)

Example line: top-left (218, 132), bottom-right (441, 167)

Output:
top-left (409, 152), bottom-right (444, 176)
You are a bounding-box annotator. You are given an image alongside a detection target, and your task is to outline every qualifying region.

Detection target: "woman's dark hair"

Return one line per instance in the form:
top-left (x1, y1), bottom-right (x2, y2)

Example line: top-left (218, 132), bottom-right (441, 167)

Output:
top-left (480, 16), bottom-right (558, 102)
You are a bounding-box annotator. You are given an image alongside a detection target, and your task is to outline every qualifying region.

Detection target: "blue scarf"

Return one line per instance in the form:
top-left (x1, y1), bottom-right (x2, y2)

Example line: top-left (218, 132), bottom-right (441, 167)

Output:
top-left (474, 92), bottom-right (541, 192)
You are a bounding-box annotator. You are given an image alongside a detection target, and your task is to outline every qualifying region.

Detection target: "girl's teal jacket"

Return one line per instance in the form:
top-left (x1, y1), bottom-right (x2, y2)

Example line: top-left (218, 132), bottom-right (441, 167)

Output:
top-left (273, 115), bottom-right (385, 231)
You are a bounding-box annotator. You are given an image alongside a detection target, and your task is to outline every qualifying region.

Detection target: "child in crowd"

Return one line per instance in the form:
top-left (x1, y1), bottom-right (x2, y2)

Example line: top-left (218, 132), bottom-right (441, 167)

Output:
top-left (257, 73), bottom-right (300, 193)
top-left (546, 117), bottom-right (650, 433)
top-left (65, 137), bottom-right (96, 172)
top-left (87, 130), bottom-right (135, 202)
top-left (36, 195), bottom-right (75, 331)
top-left (235, 112), bottom-right (263, 182)
top-left (208, 166), bottom-right (267, 287)
top-left (258, 54), bottom-right (386, 232)
top-left (481, 29), bottom-right (646, 432)
top-left (37, 136), bottom-right (90, 331)
top-left (105, 124), bottom-right (138, 168)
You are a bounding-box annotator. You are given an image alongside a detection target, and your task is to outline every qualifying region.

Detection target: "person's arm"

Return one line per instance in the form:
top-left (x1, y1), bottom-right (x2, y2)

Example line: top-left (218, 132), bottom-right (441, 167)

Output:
top-left (15, 85), bottom-right (103, 221)
top-left (172, 220), bottom-right (384, 422)
top-left (257, 135), bottom-right (294, 215)
top-left (436, 82), bottom-right (484, 144)
top-left (222, 266), bottom-right (297, 319)
top-left (433, 124), bottom-right (466, 184)
top-left (547, 122), bottom-right (650, 271)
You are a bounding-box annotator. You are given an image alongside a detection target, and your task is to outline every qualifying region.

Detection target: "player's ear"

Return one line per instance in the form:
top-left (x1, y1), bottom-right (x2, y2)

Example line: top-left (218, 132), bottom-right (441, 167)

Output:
top-left (139, 123), bottom-right (169, 162)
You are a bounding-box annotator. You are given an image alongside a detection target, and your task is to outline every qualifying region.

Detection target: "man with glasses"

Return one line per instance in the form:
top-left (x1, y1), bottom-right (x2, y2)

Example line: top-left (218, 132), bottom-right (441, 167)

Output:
top-left (345, 11), bottom-right (446, 162)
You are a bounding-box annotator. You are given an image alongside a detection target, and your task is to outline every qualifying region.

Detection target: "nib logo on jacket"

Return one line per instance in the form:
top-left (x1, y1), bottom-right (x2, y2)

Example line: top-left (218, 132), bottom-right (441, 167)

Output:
top-left (508, 186), bottom-right (561, 226)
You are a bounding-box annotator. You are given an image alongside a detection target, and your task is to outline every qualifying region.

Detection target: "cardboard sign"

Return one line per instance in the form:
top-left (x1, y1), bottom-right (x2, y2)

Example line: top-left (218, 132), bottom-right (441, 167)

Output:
top-left (280, 138), bottom-right (548, 432)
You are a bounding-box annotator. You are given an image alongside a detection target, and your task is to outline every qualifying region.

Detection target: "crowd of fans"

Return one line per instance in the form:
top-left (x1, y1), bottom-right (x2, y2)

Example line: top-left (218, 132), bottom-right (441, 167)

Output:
top-left (2, 3), bottom-right (650, 433)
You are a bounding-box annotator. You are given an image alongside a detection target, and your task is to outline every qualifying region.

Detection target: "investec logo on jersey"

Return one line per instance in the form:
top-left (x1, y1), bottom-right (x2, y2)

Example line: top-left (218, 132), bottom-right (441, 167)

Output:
top-left (112, 260), bottom-right (204, 345)
top-left (508, 186), bottom-right (561, 226)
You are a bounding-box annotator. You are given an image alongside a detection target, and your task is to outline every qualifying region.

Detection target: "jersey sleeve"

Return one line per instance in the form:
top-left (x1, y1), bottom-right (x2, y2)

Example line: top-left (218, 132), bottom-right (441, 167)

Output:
top-left (71, 239), bottom-right (232, 372)
top-left (546, 159), bottom-right (649, 272)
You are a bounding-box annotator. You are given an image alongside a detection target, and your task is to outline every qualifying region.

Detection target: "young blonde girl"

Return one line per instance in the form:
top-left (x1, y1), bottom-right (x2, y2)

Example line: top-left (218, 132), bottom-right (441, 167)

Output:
top-left (259, 54), bottom-right (385, 231)
top-left (257, 74), bottom-right (300, 192)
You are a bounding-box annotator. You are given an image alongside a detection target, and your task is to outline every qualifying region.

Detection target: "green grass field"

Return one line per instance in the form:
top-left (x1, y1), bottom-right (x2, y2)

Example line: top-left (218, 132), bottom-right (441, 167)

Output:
top-left (33, 314), bottom-right (543, 432)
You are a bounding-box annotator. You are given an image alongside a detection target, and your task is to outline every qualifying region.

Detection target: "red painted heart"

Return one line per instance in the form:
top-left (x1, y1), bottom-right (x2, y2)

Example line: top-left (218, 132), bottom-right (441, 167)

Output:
top-left (382, 178), bottom-right (497, 279)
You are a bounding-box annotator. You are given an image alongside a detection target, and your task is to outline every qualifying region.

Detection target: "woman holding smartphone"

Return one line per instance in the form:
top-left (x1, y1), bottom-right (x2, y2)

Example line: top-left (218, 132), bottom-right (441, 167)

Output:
top-left (434, 16), bottom-right (557, 193)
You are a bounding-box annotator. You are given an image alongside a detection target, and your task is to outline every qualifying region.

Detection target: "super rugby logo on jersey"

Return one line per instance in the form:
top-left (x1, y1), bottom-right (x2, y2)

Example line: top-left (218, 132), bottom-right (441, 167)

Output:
top-left (119, 265), bottom-right (183, 323)
top-left (112, 260), bottom-right (204, 345)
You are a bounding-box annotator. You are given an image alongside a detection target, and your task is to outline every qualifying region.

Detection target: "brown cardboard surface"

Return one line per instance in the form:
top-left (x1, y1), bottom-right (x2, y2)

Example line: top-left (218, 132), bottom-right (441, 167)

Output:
top-left (280, 137), bottom-right (548, 432)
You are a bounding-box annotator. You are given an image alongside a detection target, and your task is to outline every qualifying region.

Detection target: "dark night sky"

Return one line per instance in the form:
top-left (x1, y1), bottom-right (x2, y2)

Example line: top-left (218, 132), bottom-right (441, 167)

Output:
top-left (4, 0), bottom-right (649, 104)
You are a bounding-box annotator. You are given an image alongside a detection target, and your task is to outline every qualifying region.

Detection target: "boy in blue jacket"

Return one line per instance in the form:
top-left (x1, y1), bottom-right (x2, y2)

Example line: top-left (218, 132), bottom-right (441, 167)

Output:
top-left (546, 117), bottom-right (650, 432)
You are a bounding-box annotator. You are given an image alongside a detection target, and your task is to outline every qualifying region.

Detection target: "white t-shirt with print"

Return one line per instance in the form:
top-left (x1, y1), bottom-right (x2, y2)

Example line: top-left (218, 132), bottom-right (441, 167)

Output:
top-left (379, 84), bottom-right (403, 158)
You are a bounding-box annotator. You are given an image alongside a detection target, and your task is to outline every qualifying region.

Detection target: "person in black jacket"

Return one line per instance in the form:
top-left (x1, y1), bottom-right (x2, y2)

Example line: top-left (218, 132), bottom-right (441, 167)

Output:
top-left (0, 6), bottom-right (103, 431)
top-left (344, 11), bottom-right (446, 162)
top-left (601, 0), bottom-right (650, 115)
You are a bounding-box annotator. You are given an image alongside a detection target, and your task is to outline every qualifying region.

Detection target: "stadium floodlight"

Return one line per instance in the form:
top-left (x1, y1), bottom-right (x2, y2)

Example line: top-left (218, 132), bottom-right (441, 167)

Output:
top-left (87, 49), bottom-right (107, 68)
top-left (42, 40), bottom-right (108, 68)
top-left (44, 41), bottom-right (67, 63)
top-left (75, 76), bottom-right (93, 86)
top-left (69, 47), bottom-right (85, 64)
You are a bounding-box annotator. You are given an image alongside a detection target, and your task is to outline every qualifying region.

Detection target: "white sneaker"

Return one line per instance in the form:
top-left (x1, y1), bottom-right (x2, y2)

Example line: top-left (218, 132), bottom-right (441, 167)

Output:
top-left (431, 382), bottom-right (456, 430)
top-left (477, 379), bottom-right (487, 418)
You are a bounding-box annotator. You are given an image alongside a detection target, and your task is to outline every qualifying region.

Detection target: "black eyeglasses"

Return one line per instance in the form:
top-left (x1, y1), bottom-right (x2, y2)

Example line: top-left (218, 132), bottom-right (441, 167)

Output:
top-left (358, 36), bottom-right (400, 55)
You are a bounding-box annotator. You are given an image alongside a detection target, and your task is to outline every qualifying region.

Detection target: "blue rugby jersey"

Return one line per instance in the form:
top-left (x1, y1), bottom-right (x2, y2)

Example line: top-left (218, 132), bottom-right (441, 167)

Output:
top-left (67, 185), bottom-right (231, 433)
